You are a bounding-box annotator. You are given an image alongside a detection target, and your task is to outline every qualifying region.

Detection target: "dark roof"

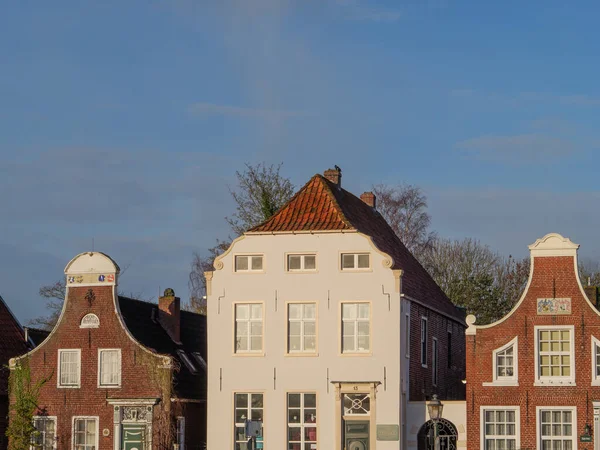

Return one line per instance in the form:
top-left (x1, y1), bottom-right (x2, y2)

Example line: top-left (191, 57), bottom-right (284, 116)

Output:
top-left (0, 296), bottom-right (30, 396)
top-left (249, 174), bottom-right (465, 323)
top-left (118, 296), bottom-right (206, 400)
top-left (26, 327), bottom-right (50, 347)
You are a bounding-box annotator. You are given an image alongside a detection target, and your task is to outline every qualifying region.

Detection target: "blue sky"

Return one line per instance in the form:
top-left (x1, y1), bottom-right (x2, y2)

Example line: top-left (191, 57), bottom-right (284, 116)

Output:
top-left (2, 0), bottom-right (600, 324)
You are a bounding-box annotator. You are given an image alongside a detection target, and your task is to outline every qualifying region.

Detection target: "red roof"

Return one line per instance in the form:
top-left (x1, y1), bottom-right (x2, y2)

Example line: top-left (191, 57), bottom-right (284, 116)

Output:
top-left (249, 174), bottom-right (464, 322)
top-left (0, 296), bottom-right (30, 395)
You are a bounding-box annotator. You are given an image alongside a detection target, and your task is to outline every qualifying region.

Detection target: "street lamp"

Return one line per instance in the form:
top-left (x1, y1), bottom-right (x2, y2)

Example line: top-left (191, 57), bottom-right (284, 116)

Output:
top-left (427, 395), bottom-right (444, 450)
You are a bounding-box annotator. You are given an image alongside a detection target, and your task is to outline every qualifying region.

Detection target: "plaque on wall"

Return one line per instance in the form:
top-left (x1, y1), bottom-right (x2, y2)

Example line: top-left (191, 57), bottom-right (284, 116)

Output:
top-left (537, 298), bottom-right (572, 315)
top-left (80, 313), bottom-right (100, 328)
top-left (376, 424), bottom-right (399, 441)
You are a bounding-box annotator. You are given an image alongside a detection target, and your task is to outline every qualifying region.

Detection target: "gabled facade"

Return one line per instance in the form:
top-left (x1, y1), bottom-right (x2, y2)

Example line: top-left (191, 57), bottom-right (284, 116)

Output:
top-left (206, 168), bottom-right (466, 450)
top-left (10, 252), bottom-right (207, 450)
top-left (466, 233), bottom-right (600, 450)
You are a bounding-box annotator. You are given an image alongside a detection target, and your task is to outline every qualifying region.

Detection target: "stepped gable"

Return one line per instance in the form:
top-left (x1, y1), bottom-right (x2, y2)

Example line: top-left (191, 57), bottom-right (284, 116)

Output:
top-left (249, 174), bottom-right (463, 322)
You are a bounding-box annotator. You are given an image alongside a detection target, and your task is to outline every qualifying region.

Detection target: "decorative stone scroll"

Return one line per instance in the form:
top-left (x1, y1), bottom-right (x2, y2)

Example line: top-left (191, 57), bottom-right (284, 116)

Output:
top-left (537, 298), bottom-right (572, 315)
top-left (80, 313), bottom-right (100, 328)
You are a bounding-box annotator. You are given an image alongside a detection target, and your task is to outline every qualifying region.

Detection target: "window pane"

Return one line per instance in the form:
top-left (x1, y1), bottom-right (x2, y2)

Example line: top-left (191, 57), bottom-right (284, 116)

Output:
top-left (250, 337), bottom-right (262, 351)
top-left (304, 336), bottom-right (316, 350)
top-left (357, 254), bottom-right (370, 268)
top-left (342, 254), bottom-right (355, 269)
top-left (236, 256), bottom-right (249, 271)
top-left (357, 322), bottom-right (369, 336)
top-left (289, 336), bottom-right (301, 351)
top-left (236, 304), bottom-right (249, 320)
top-left (251, 256), bottom-right (263, 270)
top-left (358, 304), bottom-right (369, 319)
top-left (343, 321), bottom-right (355, 336)
top-left (304, 321), bottom-right (316, 336)
top-left (305, 394), bottom-right (316, 407)
top-left (343, 336), bottom-right (354, 351)
top-left (235, 394), bottom-right (247, 407)
top-left (289, 255), bottom-right (301, 270)
top-left (303, 304), bottom-right (316, 319)
top-left (304, 255), bottom-right (316, 269)
top-left (251, 304), bottom-right (262, 319)
top-left (236, 322), bottom-right (249, 337)
top-left (251, 322), bottom-right (262, 336)
top-left (251, 394), bottom-right (263, 407)
top-left (289, 321), bottom-right (301, 335)
top-left (289, 304), bottom-right (302, 319)
top-left (358, 336), bottom-right (370, 351)
top-left (342, 304), bottom-right (356, 319)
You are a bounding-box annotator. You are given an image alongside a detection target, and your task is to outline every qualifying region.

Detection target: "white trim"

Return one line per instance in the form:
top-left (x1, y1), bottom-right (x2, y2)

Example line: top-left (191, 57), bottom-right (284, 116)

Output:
top-left (432, 337), bottom-right (438, 387)
top-left (106, 398), bottom-right (160, 405)
top-left (71, 416), bottom-right (99, 450)
top-left (286, 253), bottom-right (318, 273)
top-left (57, 349), bottom-right (81, 388)
top-left (592, 336), bottom-right (600, 386)
top-left (31, 415), bottom-right (57, 450)
top-left (534, 325), bottom-right (576, 385)
top-left (536, 406), bottom-right (577, 450)
top-left (483, 337), bottom-right (519, 386)
top-left (404, 313), bottom-right (410, 359)
top-left (340, 252), bottom-right (371, 271)
top-left (420, 316), bottom-right (428, 367)
top-left (97, 348), bottom-right (122, 388)
top-left (177, 416), bottom-right (185, 450)
top-left (480, 406), bottom-right (520, 450)
top-left (233, 254), bottom-right (265, 273)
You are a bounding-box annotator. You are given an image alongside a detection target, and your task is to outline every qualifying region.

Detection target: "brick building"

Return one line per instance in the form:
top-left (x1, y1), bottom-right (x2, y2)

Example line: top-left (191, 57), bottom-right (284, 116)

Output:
top-left (466, 233), bottom-right (600, 450)
top-left (206, 167), bottom-right (466, 450)
top-left (10, 252), bottom-right (206, 450)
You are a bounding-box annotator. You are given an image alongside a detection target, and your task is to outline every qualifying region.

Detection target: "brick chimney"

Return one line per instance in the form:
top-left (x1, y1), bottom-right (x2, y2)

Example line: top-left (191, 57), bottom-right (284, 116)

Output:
top-left (158, 288), bottom-right (181, 343)
top-left (360, 192), bottom-right (376, 209)
top-left (324, 167), bottom-right (342, 187)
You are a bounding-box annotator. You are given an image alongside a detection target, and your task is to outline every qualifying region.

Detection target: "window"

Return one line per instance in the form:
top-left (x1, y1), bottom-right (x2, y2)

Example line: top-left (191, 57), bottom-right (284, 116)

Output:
top-left (287, 254), bottom-right (317, 272)
top-left (535, 326), bottom-right (575, 384)
top-left (31, 416), bottom-right (56, 450)
top-left (405, 314), bottom-right (410, 359)
top-left (287, 393), bottom-right (317, 450)
top-left (538, 408), bottom-right (575, 450)
top-left (420, 318), bottom-right (428, 367)
top-left (235, 304), bottom-right (263, 353)
top-left (235, 255), bottom-right (263, 272)
top-left (58, 349), bottom-right (80, 387)
top-left (98, 349), bottom-right (121, 387)
top-left (288, 303), bottom-right (317, 353)
top-left (72, 417), bottom-right (98, 450)
top-left (341, 253), bottom-right (370, 270)
top-left (343, 393), bottom-right (371, 415)
top-left (592, 336), bottom-right (600, 385)
top-left (432, 338), bottom-right (438, 386)
top-left (234, 393), bottom-right (263, 450)
top-left (447, 331), bottom-right (452, 368)
top-left (176, 417), bottom-right (185, 450)
top-left (481, 408), bottom-right (519, 450)
top-left (342, 303), bottom-right (370, 353)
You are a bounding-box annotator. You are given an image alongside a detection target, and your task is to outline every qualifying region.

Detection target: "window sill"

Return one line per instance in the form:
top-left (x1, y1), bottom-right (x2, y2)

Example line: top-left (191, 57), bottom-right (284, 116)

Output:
top-left (98, 385), bottom-right (122, 389)
top-left (57, 385), bottom-right (80, 389)
top-left (483, 380), bottom-right (519, 387)
top-left (534, 380), bottom-right (576, 386)
top-left (232, 352), bottom-right (265, 357)
top-left (340, 352), bottom-right (372, 357)
top-left (285, 352), bottom-right (319, 357)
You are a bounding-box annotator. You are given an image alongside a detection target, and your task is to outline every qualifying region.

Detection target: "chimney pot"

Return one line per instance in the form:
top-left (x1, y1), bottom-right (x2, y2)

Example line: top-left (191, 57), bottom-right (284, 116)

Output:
top-left (360, 192), bottom-right (376, 209)
top-left (158, 290), bottom-right (181, 343)
top-left (324, 167), bottom-right (342, 187)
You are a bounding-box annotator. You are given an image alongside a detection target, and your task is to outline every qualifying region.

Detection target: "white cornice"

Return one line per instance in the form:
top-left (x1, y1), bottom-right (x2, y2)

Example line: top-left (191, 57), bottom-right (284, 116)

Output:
top-left (529, 233), bottom-right (579, 258)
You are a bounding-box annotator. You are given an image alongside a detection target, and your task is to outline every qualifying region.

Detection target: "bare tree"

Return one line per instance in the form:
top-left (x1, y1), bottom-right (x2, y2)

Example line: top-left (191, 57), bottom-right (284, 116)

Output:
top-left (226, 162), bottom-right (295, 236)
top-left (187, 162), bottom-right (294, 314)
top-left (579, 257), bottom-right (600, 287)
top-left (372, 183), bottom-right (436, 257)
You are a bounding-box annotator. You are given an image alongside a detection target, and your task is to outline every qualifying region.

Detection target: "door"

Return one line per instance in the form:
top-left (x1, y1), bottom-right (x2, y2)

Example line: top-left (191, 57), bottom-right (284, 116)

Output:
top-left (122, 424), bottom-right (146, 450)
top-left (344, 420), bottom-right (369, 450)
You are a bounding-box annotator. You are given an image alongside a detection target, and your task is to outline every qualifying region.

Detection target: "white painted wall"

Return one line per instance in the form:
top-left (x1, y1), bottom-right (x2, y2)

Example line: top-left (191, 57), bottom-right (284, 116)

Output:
top-left (406, 401), bottom-right (467, 450)
top-left (207, 232), bottom-right (406, 449)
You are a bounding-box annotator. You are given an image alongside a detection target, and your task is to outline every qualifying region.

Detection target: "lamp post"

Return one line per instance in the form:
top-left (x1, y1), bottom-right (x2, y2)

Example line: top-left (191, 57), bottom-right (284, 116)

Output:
top-left (427, 395), bottom-right (444, 450)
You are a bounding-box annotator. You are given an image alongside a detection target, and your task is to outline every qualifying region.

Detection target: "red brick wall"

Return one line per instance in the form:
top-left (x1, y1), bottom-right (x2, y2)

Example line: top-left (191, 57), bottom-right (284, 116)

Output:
top-left (466, 255), bottom-right (600, 450)
top-left (12, 285), bottom-right (172, 449)
top-left (409, 303), bottom-right (466, 401)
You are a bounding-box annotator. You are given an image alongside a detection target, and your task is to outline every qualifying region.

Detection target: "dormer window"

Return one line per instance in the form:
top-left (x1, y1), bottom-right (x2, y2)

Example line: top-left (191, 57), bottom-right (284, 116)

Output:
top-left (235, 255), bottom-right (264, 272)
top-left (341, 253), bottom-right (370, 271)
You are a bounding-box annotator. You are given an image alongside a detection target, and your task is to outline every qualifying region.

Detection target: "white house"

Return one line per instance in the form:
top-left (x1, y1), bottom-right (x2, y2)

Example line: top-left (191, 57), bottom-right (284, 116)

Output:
top-left (206, 168), bottom-right (466, 450)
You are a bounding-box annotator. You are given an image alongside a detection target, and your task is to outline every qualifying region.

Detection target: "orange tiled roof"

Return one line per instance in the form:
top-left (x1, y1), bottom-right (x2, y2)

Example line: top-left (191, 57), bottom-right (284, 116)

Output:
top-left (249, 174), bottom-right (464, 323)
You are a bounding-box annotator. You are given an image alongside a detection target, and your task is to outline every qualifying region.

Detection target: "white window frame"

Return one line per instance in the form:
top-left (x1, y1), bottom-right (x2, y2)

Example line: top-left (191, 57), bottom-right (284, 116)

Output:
top-left (536, 406), bottom-right (576, 450)
top-left (31, 415), bottom-right (57, 450)
top-left (480, 406), bottom-right (520, 450)
top-left (233, 302), bottom-right (264, 354)
top-left (71, 416), bottom-right (99, 450)
top-left (421, 317), bottom-right (428, 367)
top-left (97, 348), bottom-right (121, 388)
top-left (176, 416), bottom-right (185, 450)
top-left (340, 253), bottom-right (371, 271)
top-left (287, 302), bottom-right (317, 354)
top-left (341, 302), bottom-right (371, 354)
top-left (592, 336), bottom-right (600, 386)
top-left (234, 392), bottom-right (264, 448)
top-left (286, 253), bottom-right (317, 272)
top-left (234, 254), bottom-right (264, 273)
top-left (287, 392), bottom-right (317, 449)
top-left (483, 337), bottom-right (519, 387)
top-left (534, 325), bottom-right (575, 385)
top-left (57, 349), bottom-right (81, 388)
top-left (432, 337), bottom-right (438, 387)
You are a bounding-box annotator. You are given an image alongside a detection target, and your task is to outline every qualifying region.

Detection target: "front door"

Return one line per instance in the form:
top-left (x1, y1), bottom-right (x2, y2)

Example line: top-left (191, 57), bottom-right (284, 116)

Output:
top-left (344, 420), bottom-right (369, 450)
top-left (122, 424), bottom-right (146, 450)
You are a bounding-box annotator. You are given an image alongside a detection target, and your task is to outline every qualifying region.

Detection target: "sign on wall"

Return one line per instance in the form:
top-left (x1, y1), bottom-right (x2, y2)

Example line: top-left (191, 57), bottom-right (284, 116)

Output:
top-left (376, 424), bottom-right (399, 441)
top-left (537, 298), bottom-right (572, 315)
top-left (80, 313), bottom-right (100, 328)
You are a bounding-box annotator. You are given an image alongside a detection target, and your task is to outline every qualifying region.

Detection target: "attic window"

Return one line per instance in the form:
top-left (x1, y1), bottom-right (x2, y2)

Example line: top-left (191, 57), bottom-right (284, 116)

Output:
top-left (192, 352), bottom-right (207, 371)
top-left (235, 255), bottom-right (264, 272)
top-left (176, 350), bottom-right (197, 374)
top-left (341, 253), bottom-right (370, 271)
